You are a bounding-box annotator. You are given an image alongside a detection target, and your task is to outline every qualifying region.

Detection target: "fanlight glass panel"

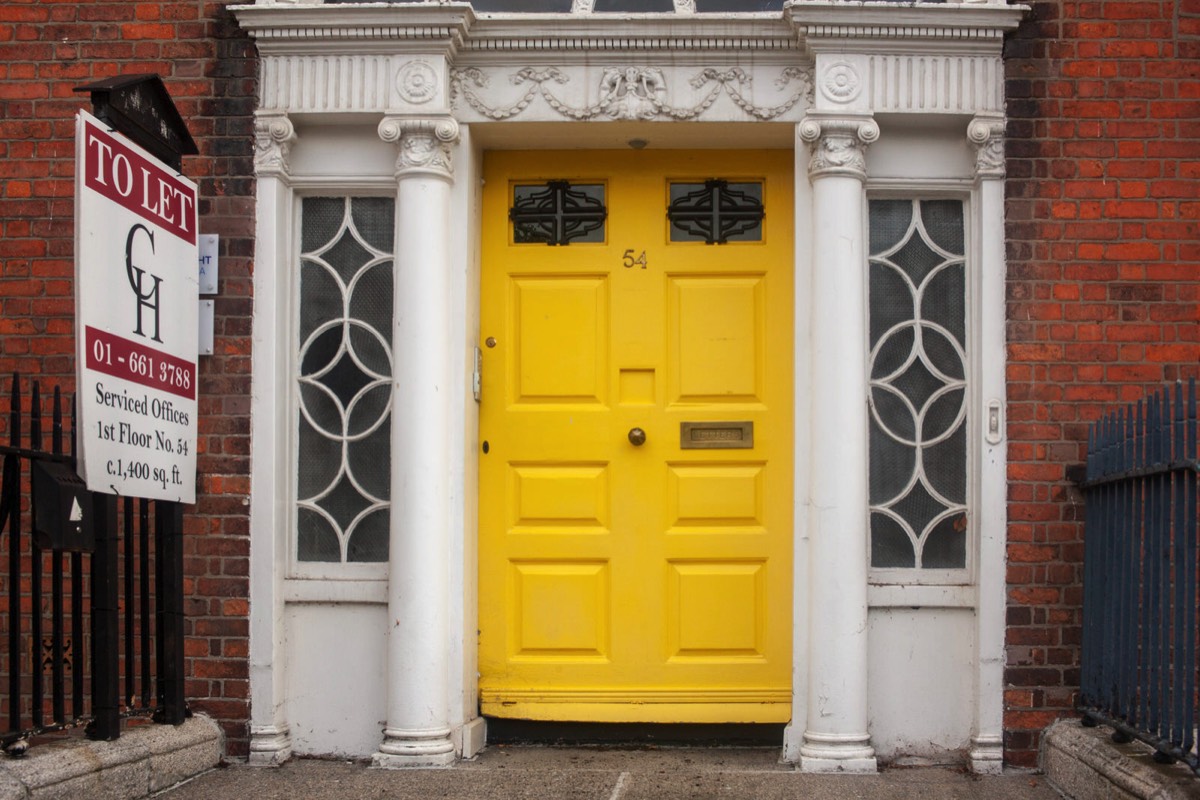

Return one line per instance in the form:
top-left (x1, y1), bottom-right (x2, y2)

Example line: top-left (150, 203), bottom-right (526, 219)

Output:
top-left (868, 199), bottom-right (968, 572)
top-left (668, 180), bottom-right (763, 244)
top-left (511, 182), bottom-right (606, 245)
top-left (297, 197), bottom-right (395, 563)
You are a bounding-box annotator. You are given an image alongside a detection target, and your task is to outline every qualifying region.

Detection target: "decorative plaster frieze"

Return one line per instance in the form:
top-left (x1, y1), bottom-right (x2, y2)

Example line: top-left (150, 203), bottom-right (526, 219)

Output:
top-left (798, 115), bottom-right (879, 181)
top-left (259, 54), bottom-right (452, 115)
top-left (378, 116), bottom-right (460, 180)
top-left (253, 112), bottom-right (296, 177)
top-left (820, 61), bottom-right (861, 105)
top-left (261, 55), bottom-right (392, 113)
top-left (868, 55), bottom-right (1004, 114)
top-left (397, 60), bottom-right (439, 105)
top-left (451, 65), bottom-right (813, 123)
top-left (968, 112), bottom-right (1006, 179)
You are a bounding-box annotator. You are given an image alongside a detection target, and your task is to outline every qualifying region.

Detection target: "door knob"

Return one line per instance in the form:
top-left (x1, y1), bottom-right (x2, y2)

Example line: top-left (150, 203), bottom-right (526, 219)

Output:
top-left (628, 427), bottom-right (647, 446)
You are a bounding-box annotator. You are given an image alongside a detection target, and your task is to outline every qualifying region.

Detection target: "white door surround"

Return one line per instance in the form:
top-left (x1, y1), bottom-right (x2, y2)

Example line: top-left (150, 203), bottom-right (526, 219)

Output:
top-left (235, 0), bottom-right (1023, 774)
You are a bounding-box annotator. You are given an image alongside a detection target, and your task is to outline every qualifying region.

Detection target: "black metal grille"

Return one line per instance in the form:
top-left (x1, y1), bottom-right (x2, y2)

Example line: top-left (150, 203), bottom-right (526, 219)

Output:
top-left (1079, 379), bottom-right (1199, 772)
top-left (510, 182), bottom-right (606, 246)
top-left (667, 180), bottom-right (763, 244)
top-left (0, 374), bottom-right (186, 753)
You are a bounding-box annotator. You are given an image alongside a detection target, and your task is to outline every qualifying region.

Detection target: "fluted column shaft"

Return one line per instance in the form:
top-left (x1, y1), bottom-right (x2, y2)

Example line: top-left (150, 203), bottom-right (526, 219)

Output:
top-left (373, 116), bottom-right (460, 768)
top-left (797, 114), bottom-right (879, 774)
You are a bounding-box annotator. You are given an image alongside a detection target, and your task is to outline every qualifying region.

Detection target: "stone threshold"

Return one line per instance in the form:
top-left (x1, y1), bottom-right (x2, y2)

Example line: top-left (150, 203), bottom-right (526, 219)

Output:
top-left (0, 715), bottom-right (222, 800)
top-left (1042, 718), bottom-right (1200, 800)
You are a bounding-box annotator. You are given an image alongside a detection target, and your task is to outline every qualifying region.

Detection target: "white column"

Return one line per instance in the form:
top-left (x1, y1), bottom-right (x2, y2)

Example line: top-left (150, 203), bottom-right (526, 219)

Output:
top-left (373, 116), bottom-right (460, 769)
top-left (797, 114), bottom-right (879, 774)
top-left (247, 111), bottom-right (296, 767)
top-left (968, 112), bottom-right (1008, 775)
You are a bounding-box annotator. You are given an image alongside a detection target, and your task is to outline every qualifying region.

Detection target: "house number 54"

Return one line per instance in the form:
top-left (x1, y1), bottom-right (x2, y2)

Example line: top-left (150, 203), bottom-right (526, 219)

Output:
top-left (622, 249), bottom-right (648, 269)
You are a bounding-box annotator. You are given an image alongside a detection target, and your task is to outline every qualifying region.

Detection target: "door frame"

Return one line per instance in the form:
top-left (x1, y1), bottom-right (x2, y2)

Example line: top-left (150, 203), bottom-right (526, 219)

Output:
top-left (236, 1), bottom-right (1018, 771)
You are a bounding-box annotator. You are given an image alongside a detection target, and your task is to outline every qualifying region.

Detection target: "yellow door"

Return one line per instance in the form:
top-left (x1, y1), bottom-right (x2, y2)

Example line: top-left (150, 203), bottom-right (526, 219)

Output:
top-left (479, 150), bottom-right (793, 723)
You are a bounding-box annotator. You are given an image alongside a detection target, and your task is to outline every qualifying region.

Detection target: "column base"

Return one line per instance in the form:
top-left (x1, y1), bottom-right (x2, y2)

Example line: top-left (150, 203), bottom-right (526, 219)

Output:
top-left (372, 727), bottom-right (457, 769)
top-left (799, 731), bottom-right (877, 773)
top-left (969, 734), bottom-right (1004, 775)
top-left (247, 725), bottom-right (292, 767)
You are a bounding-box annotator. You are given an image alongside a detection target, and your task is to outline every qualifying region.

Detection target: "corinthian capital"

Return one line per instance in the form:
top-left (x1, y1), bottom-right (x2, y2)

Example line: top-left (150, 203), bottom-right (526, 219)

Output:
top-left (798, 114), bottom-right (879, 181)
top-left (253, 112), bottom-right (296, 178)
top-left (378, 115), bottom-right (461, 180)
top-left (968, 113), bottom-right (1006, 179)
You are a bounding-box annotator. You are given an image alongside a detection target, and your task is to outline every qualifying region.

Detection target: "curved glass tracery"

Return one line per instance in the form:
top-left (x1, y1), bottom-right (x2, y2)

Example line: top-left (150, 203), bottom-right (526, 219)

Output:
top-left (868, 199), bottom-right (968, 571)
top-left (297, 197), bottom-right (395, 563)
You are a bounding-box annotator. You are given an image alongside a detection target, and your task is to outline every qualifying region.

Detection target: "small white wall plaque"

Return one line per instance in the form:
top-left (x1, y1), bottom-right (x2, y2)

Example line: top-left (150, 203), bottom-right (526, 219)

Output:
top-left (199, 299), bottom-right (215, 356)
top-left (198, 233), bottom-right (218, 294)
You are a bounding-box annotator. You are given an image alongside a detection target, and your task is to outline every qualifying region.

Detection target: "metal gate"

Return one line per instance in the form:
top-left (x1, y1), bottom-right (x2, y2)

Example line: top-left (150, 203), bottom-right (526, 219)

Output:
top-left (0, 373), bottom-right (185, 753)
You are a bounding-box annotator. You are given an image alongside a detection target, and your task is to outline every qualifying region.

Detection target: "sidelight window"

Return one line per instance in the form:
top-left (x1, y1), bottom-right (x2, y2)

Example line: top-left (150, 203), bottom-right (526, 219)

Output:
top-left (867, 198), bottom-right (969, 573)
top-left (295, 196), bottom-right (395, 563)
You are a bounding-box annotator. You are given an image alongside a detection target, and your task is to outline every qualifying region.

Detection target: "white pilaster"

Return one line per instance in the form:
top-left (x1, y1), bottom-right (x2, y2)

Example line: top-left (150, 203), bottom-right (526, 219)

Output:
top-left (372, 115), bottom-right (461, 769)
top-left (797, 113), bottom-right (879, 774)
top-left (968, 111), bottom-right (1007, 775)
top-left (247, 110), bottom-right (297, 767)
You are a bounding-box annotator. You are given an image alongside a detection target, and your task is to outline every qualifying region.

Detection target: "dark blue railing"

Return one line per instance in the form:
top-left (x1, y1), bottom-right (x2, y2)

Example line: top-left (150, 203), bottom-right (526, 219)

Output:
top-left (1079, 379), bottom-right (1199, 772)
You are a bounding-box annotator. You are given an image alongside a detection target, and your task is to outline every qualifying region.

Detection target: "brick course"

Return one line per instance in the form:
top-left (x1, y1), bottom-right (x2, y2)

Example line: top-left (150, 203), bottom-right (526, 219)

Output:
top-left (1004, 0), bottom-right (1200, 767)
top-left (0, 1), bottom-right (256, 756)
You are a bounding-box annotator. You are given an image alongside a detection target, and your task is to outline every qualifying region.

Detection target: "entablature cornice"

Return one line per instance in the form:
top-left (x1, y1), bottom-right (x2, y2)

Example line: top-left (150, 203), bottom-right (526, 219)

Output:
top-left (787, 1), bottom-right (1027, 55)
top-left (461, 16), bottom-right (801, 56)
top-left (231, 3), bottom-right (475, 56)
top-left (234, 2), bottom-right (1025, 119)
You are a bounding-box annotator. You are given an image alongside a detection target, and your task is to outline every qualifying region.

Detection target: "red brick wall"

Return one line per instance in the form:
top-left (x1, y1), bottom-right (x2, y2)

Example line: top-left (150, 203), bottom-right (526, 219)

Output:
top-left (4, 0), bottom-right (1198, 770)
top-left (0, 2), bottom-right (256, 755)
top-left (1003, 0), bottom-right (1200, 767)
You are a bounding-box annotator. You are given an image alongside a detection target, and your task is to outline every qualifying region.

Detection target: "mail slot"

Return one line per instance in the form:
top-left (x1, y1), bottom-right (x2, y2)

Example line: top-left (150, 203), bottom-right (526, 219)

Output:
top-left (31, 460), bottom-right (94, 552)
top-left (679, 421), bottom-right (754, 450)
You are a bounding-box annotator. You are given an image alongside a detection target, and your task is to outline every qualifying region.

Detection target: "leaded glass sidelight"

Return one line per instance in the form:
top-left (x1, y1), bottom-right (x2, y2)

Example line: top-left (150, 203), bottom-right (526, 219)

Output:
top-left (868, 199), bottom-right (968, 571)
top-left (296, 197), bottom-right (395, 563)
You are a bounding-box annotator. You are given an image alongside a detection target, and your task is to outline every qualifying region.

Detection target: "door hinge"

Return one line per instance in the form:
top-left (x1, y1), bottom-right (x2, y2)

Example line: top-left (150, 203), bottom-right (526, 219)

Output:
top-left (472, 345), bottom-right (482, 403)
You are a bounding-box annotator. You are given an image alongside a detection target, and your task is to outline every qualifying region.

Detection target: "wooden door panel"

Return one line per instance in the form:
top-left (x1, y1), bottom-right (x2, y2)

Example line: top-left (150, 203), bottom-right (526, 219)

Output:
top-left (480, 150), bottom-right (793, 723)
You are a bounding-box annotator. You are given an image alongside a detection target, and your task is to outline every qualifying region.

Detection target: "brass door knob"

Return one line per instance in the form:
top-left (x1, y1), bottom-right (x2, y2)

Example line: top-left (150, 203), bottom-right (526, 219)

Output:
top-left (628, 427), bottom-right (647, 446)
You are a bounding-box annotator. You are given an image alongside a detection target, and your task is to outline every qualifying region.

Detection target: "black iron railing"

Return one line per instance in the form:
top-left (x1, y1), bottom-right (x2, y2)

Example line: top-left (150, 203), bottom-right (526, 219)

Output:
top-left (1079, 379), bottom-right (1198, 772)
top-left (0, 374), bottom-right (186, 753)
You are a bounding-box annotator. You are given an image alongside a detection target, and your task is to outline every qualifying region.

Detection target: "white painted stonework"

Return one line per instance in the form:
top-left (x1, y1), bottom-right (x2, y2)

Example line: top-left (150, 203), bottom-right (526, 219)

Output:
top-left (233, 0), bottom-right (1023, 773)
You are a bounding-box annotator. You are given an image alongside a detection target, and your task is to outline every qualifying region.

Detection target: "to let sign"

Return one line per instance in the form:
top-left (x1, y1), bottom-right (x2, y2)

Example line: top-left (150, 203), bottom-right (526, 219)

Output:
top-left (75, 110), bottom-right (198, 503)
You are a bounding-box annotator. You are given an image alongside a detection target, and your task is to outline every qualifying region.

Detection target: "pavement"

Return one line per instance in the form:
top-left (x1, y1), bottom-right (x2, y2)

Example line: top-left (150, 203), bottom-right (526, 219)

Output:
top-left (156, 746), bottom-right (1063, 800)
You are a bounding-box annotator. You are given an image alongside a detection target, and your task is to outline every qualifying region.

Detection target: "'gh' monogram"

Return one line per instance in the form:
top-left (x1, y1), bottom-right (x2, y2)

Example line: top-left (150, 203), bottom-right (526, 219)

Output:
top-left (125, 224), bottom-right (162, 343)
